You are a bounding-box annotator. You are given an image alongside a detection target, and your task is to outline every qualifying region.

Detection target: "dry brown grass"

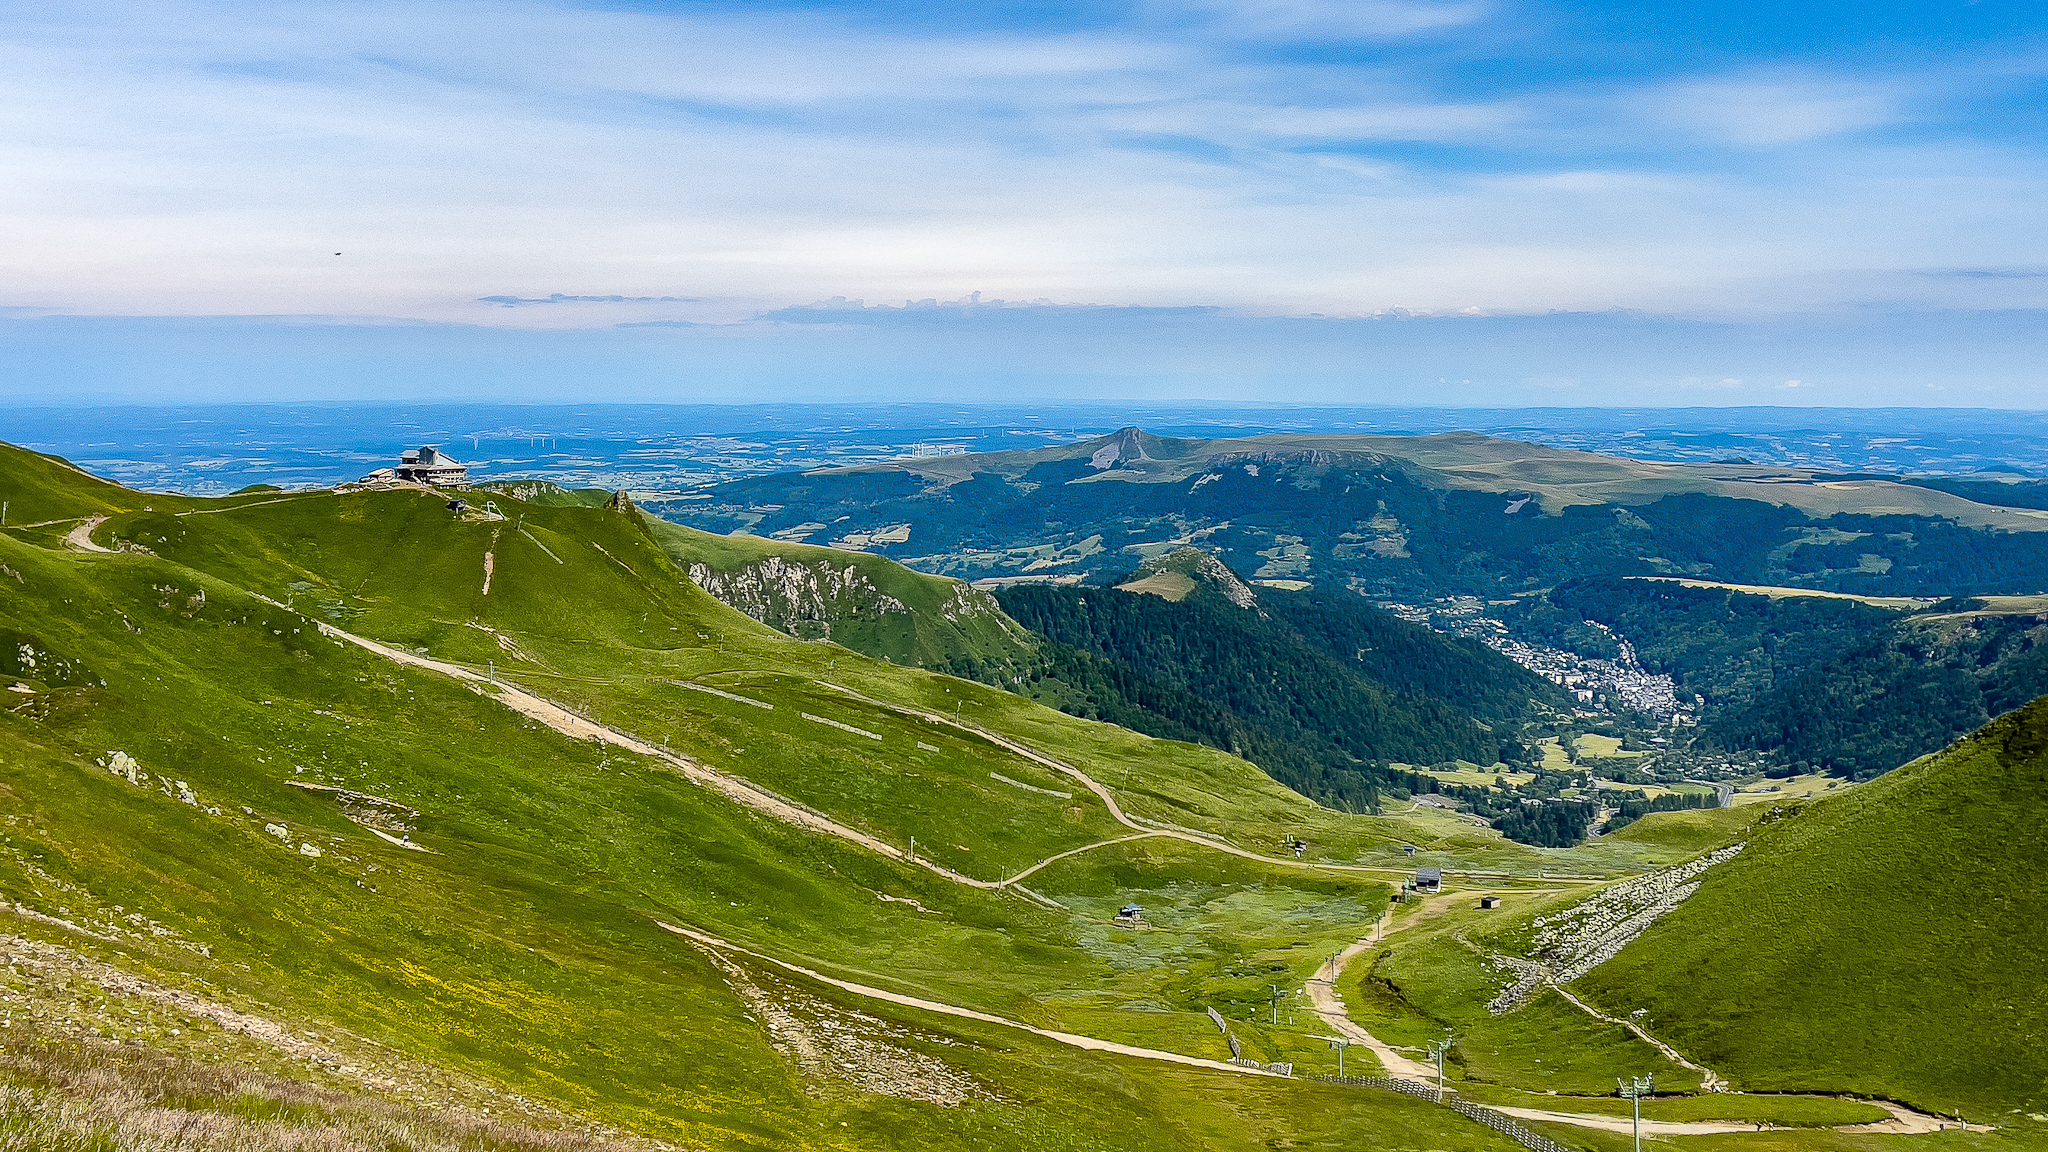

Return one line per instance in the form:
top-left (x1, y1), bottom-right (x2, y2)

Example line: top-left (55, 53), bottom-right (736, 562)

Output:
top-left (0, 1029), bottom-right (654, 1152)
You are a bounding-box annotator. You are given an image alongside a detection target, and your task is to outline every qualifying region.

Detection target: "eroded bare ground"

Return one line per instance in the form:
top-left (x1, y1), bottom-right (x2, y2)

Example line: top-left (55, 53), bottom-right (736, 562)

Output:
top-left (686, 940), bottom-right (999, 1108)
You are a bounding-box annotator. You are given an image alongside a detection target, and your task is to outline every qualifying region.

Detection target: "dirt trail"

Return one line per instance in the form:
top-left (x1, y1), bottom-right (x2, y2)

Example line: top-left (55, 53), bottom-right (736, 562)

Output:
top-left (819, 682), bottom-right (1139, 824)
top-left (62, 516), bottom-right (113, 552)
top-left (657, 921), bottom-right (1280, 1079)
top-left (1549, 982), bottom-right (1724, 1091)
top-left (176, 495), bottom-right (312, 516)
top-left (820, 682), bottom-right (1457, 885)
top-left (999, 831), bottom-right (1167, 885)
top-left (1487, 1099), bottom-right (1984, 1137)
top-left (305, 615), bottom-right (1000, 891)
top-left (1303, 936), bottom-right (1437, 1080)
top-left (301, 615), bottom-right (1203, 896)
top-left (309, 615), bottom-right (1590, 902)
top-left (1842, 1100), bottom-right (1992, 1135)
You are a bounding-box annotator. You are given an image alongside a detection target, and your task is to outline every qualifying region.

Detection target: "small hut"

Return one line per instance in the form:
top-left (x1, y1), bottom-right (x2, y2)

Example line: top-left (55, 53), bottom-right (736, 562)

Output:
top-left (1414, 867), bottom-right (1443, 893)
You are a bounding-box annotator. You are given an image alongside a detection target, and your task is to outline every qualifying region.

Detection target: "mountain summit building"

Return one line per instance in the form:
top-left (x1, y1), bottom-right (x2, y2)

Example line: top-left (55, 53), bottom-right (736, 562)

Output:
top-left (361, 446), bottom-right (470, 486)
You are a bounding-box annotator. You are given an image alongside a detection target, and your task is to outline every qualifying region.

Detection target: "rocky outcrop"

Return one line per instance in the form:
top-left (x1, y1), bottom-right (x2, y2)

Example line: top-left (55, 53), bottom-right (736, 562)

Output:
top-left (939, 582), bottom-right (1021, 633)
top-left (688, 557), bottom-right (911, 640)
top-left (1488, 843), bottom-right (1745, 1014)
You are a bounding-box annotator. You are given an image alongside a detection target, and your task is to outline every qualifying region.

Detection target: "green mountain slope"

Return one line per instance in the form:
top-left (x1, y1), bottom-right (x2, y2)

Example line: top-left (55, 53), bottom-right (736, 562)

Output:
top-left (646, 519), bottom-right (1039, 683)
top-left (0, 445), bottom-right (142, 525)
top-left (3, 441), bottom-right (1643, 1150)
top-left (1578, 699), bottom-right (2048, 1116)
top-left (994, 550), bottom-right (1563, 813)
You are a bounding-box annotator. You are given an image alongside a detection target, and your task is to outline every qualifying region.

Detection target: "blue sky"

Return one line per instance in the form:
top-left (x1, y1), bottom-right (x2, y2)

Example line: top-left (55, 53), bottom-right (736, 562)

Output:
top-left (3, 0), bottom-right (2046, 404)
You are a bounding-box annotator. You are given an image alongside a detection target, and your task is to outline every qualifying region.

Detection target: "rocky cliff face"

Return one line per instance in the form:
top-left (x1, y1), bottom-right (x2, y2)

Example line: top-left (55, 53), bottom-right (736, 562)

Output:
top-left (686, 556), bottom-right (914, 641)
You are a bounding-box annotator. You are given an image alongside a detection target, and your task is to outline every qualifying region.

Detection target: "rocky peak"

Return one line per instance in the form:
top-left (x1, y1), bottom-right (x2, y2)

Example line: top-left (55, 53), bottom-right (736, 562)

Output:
top-left (1115, 547), bottom-right (1260, 611)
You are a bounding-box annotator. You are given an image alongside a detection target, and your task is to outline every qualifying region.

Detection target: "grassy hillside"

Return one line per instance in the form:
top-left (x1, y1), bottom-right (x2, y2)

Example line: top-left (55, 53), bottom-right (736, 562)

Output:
top-left (3, 441), bottom-right (1640, 1150)
top-left (1578, 700), bottom-right (2048, 1116)
top-left (0, 445), bottom-right (143, 525)
top-left (645, 518), bottom-right (1039, 682)
top-left (29, 440), bottom-right (2038, 1150)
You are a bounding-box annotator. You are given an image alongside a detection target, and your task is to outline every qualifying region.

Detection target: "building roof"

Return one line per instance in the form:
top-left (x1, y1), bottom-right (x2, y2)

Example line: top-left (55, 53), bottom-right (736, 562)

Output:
top-left (1416, 867), bottom-right (1443, 883)
top-left (400, 446), bottom-right (464, 468)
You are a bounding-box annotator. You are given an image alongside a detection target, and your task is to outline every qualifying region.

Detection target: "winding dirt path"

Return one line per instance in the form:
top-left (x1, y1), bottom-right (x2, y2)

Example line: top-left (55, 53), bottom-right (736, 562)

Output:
top-left (1549, 982), bottom-right (1725, 1091)
top-left (303, 614), bottom-right (1001, 891)
top-left (1843, 1100), bottom-right (1992, 1135)
top-left (62, 516), bottom-right (113, 552)
top-left (1303, 936), bottom-right (1437, 1080)
top-left (820, 681), bottom-right (1517, 886)
top-left (999, 831), bottom-right (1168, 885)
top-left (656, 921), bottom-right (1281, 1079)
top-left (1487, 1098), bottom-right (1986, 1137)
top-left (305, 620), bottom-right (1585, 899)
top-left (1486, 1105), bottom-right (1760, 1136)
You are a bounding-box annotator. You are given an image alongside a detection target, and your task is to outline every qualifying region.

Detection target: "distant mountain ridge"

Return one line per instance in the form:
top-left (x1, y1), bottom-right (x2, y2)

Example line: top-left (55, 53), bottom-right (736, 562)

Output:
top-left (665, 426), bottom-right (2048, 600)
top-left (799, 426), bottom-right (2048, 530)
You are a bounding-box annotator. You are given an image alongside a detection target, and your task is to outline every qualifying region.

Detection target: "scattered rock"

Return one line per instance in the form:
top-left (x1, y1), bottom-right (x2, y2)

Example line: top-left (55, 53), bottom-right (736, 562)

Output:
top-left (105, 752), bottom-right (141, 785)
top-left (1490, 844), bottom-right (1744, 1014)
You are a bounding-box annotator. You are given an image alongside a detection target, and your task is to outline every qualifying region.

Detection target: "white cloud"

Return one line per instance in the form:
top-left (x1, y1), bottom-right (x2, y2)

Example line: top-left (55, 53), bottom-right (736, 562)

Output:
top-left (0, 0), bottom-right (2042, 327)
top-left (1647, 76), bottom-right (1903, 147)
top-left (1166, 0), bottom-right (1492, 41)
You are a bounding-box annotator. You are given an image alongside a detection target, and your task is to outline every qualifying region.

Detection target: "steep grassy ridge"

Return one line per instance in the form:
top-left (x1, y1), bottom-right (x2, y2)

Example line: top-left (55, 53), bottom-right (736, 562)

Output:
top-left (90, 466), bottom-right (1605, 882)
top-left (0, 445), bottom-right (143, 525)
top-left (0, 443), bottom-right (1583, 1149)
top-left (1580, 701), bottom-right (2048, 1116)
top-left (645, 519), bottom-right (1038, 681)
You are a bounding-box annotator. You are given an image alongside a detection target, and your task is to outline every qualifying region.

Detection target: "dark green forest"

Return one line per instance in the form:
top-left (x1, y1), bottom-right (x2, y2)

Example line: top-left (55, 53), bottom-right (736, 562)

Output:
top-left (1531, 578), bottom-right (2048, 778)
top-left (990, 580), bottom-right (1557, 814)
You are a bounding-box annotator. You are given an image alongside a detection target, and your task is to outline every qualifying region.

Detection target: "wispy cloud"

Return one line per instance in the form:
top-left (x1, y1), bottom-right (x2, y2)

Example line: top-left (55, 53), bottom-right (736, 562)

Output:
top-left (0, 0), bottom-right (2043, 331)
top-left (1645, 75), bottom-right (1905, 147)
top-left (1164, 0), bottom-right (1493, 41)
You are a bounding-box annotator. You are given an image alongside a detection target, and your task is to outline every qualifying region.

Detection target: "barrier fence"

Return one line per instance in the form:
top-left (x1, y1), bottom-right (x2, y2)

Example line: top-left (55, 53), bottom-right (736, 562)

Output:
top-left (1306, 1075), bottom-right (1580, 1152)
